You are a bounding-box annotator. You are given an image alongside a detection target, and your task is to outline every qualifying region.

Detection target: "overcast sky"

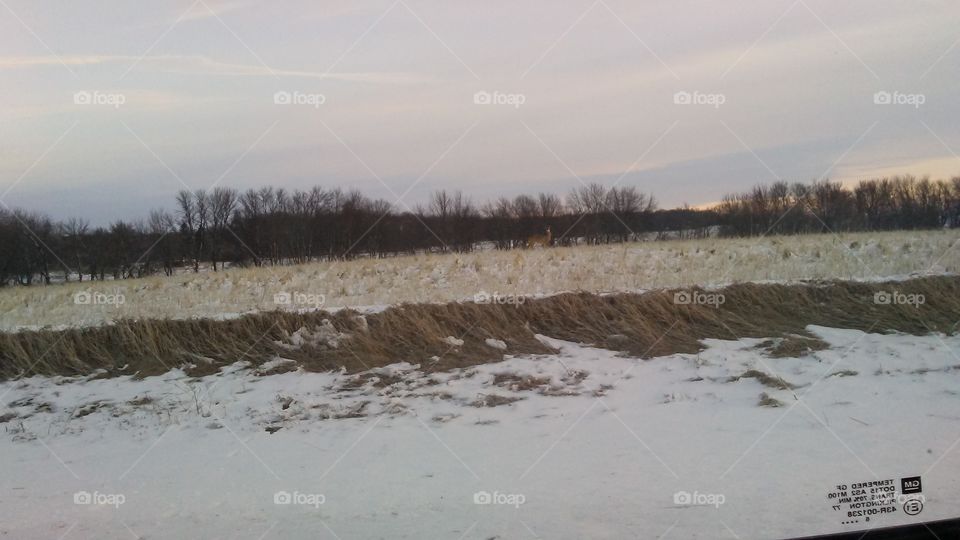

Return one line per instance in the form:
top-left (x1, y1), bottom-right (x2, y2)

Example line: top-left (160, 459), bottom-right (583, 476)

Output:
top-left (1, 0), bottom-right (959, 225)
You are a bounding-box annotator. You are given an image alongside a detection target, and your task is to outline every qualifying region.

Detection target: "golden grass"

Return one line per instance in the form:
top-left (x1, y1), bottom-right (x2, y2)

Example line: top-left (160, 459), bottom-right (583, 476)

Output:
top-left (1, 229), bottom-right (958, 331)
top-left (1, 276), bottom-right (959, 379)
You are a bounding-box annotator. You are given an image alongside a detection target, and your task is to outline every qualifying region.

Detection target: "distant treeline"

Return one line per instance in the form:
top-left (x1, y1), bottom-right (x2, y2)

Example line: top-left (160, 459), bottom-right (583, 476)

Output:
top-left (718, 176), bottom-right (960, 236)
top-left (1, 175), bottom-right (958, 285)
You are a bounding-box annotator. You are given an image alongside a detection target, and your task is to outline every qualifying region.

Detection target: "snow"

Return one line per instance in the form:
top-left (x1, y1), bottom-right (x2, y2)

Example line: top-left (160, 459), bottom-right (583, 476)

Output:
top-left (484, 338), bottom-right (507, 350)
top-left (443, 336), bottom-right (465, 347)
top-left (1, 327), bottom-right (958, 539)
top-left (1, 229), bottom-right (958, 331)
top-left (275, 321), bottom-right (347, 350)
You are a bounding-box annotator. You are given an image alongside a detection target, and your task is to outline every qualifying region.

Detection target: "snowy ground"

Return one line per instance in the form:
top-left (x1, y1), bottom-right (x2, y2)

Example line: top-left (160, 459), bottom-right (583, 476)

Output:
top-left (1, 229), bottom-right (958, 331)
top-left (2, 327), bottom-right (957, 539)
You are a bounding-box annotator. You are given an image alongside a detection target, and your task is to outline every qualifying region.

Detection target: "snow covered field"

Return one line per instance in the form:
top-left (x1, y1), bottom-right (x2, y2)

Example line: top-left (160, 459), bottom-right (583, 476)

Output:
top-left (2, 231), bottom-right (957, 539)
top-left (2, 328), bottom-right (957, 539)
top-left (1, 230), bottom-right (958, 332)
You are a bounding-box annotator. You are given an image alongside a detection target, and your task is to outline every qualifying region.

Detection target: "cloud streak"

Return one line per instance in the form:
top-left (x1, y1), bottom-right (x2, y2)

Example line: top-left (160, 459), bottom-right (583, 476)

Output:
top-left (0, 54), bottom-right (430, 84)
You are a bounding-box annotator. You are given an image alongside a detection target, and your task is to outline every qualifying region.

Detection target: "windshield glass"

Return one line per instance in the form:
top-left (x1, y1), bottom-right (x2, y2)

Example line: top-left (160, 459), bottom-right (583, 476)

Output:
top-left (1, 2), bottom-right (958, 539)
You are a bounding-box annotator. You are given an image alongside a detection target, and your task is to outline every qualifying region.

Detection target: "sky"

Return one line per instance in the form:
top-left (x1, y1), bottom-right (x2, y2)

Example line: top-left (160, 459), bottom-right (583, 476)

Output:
top-left (1, 0), bottom-right (959, 225)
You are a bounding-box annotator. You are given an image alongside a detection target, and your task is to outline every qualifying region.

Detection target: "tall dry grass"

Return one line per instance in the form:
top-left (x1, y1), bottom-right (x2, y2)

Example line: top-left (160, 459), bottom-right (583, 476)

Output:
top-left (0, 229), bottom-right (957, 331)
top-left (1, 276), bottom-right (957, 380)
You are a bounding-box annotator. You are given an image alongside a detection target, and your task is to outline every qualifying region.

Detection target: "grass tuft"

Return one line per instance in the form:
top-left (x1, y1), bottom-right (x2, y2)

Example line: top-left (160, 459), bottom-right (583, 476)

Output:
top-left (729, 369), bottom-right (796, 390)
top-left (758, 392), bottom-right (784, 407)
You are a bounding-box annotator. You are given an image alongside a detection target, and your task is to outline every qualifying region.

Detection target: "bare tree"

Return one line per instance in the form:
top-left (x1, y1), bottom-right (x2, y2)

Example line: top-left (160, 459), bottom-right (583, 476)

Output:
top-left (147, 209), bottom-right (177, 276)
top-left (209, 187), bottom-right (238, 270)
top-left (60, 217), bottom-right (89, 281)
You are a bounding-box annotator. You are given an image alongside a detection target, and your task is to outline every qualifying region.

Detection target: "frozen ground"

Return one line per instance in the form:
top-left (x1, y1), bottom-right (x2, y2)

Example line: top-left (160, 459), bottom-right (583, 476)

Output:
top-left (1, 229), bottom-right (958, 331)
top-left (1, 327), bottom-right (957, 539)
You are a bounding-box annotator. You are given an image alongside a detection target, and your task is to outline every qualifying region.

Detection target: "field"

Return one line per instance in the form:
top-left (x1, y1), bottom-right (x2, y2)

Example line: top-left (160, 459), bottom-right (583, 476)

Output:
top-left (1, 230), bottom-right (959, 539)
top-left (1, 229), bottom-right (958, 332)
top-left (3, 327), bottom-right (959, 538)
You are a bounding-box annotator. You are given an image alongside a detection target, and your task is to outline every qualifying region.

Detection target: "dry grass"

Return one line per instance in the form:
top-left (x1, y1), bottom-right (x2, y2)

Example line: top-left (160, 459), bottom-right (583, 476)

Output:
top-left (492, 372), bottom-right (552, 391)
top-left (729, 369), bottom-right (797, 390)
top-left (470, 394), bottom-right (524, 407)
top-left (755, 335), bottom-right (830, 358)
top-left (758, 392), bottom-right (785, 407)
top-left (1, 275), bottom-right (959, 380)
top-left (2, 229), bottom-right (958, 332)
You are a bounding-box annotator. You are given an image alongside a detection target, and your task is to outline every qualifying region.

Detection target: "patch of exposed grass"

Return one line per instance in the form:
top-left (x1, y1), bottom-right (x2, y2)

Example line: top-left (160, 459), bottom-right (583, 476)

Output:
top-left (911, 365), bottom-right (960, 375)
top-left (539, 386), bottom-right (581, 397)
top-left (492, 372), bottom-right (551, 391)
top-left (729, 369), bottom-right (796, 390)
top-left (757, 334), bottom-right (830, 358)
top-left (256, 361), bottom-right (299, 377)
top-left (758, 392), bottom-right (784, 407)
top-left (470, 394), bottom-right (523, 407)
top-left (592, 384), bottom-right (614, 397)
top-left (72, 400), bottom-right (110, 418)
top-left (312, 401), bottom-right (370, 419)
top-left (561, 370), bottom-right (589, 385)
top-left (33, 402), bottom-right (53, 413)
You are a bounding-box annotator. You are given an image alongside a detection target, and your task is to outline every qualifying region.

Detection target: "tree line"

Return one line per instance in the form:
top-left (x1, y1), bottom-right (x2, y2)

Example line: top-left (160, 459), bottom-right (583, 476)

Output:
top-left (0, 175), bottom-right (957, 286)
top-left (716, 176), bottom-right (960, 236)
